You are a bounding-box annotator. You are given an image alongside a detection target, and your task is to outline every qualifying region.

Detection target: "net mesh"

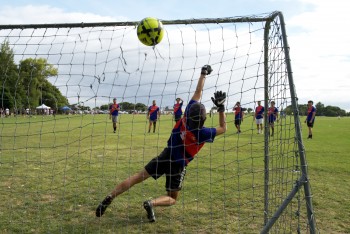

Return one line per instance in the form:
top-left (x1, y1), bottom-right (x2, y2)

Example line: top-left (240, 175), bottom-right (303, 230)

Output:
top-left (0, 13), bottom-right (311, 233)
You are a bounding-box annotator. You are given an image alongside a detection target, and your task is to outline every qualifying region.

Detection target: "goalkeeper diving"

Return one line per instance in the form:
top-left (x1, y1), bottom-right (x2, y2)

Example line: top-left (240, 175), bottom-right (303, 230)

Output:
top-left (96, 65), bottom-right (227, 222)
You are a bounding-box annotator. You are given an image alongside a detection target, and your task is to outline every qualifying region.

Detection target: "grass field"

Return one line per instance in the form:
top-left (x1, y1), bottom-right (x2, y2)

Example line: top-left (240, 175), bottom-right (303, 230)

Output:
top-left (0, 113), bottom-right (349, 233)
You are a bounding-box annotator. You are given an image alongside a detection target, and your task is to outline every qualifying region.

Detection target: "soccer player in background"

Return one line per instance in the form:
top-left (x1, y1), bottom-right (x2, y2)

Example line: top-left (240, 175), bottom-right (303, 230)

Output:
top-left (5, 108), bottom-right (9, 117)
top-left (304, 100), bottom-right (316, 139)
top-left (173, 97), bottom-right (183, 123)
top-left (268, 101), bottom-right (279, 137)
top-left (254, 100), bottom-right (264, 134)
top-left (95, 65), bottom-right (227, 222)
top-left (147, 100), bottom-right (160, 133)
top-left (233, 102), bottom-right (244, 134)
top-left (109, 98), bottom-right (120, 133)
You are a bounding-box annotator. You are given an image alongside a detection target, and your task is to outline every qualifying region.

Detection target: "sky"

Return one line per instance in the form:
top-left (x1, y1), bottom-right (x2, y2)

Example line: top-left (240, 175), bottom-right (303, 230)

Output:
top-left (0, 0), bottom-right (349, 111)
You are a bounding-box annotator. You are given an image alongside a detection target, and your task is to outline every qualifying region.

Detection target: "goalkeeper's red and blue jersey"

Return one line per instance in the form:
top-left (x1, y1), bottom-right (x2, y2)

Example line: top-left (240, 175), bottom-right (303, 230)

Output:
top-left (255, 105), bottom-right (264, 119)
top-left (173, 102), bottom-right (183, 117)
top-left (167, 100), bottom-right (216, 167)
top-left (148, 105), bottom-right (160, 121)
top-left (109, 104), bottom-right (120, 116)
top-left (307, 106), bottom-right (316, 123)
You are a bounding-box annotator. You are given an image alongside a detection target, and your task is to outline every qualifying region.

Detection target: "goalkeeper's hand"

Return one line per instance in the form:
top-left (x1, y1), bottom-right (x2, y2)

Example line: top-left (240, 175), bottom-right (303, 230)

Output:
top-left (211, 91), bottom-right (226, 112)
top-left (201, 65), bottom-right (213, 75)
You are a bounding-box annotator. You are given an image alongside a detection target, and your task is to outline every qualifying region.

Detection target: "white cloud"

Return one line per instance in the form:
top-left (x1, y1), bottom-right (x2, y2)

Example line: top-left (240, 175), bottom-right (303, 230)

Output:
top-left (287, 0), bottom-right (350, 110)
top-left (0, 5), bottom-right (126, 24)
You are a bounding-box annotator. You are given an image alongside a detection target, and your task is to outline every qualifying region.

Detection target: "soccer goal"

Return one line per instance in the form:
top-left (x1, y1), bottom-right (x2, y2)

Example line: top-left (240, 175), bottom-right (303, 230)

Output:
top-left (0, 11), bottom-right (317, 233)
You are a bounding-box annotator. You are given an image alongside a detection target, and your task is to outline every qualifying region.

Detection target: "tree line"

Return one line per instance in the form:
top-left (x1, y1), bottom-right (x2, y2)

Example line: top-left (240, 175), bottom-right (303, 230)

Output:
top-left (284, 102), bottom-right (349, 117)
top-left (0, 41), bottom-right (68, 112)
top-left (0, 40), bottom-right (152, 115)
top-left (2, 40), bottom-right (347, 117)
top-left (99, 102), bottom-right (148, 113)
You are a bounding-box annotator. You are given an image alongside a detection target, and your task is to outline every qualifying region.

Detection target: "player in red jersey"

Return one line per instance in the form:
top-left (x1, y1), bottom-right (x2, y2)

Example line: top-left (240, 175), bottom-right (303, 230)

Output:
top-left (109, 98), bottom-right (120, 133)
top-left (304, 100), bottom-right (316, 139)
top-left (147, 100), bottom-right (160, 133)
top-left (268, 101), bottom-right (279, 137)
top-left (173, 98), bottom-right (183, 123)
top-left (254, 101), bottom-right (265, 134)
top-left (233, 102), bottom-right (244, 134)
top-left (96, 65), bottom-right (226, 222)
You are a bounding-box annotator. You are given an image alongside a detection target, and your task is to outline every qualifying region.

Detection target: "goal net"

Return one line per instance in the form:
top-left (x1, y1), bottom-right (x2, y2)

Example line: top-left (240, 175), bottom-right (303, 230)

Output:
top-left (0, 11), bottom-right (316, 233)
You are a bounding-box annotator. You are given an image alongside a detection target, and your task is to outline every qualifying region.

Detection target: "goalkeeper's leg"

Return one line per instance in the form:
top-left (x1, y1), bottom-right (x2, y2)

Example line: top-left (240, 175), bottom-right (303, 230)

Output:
top-left (96, 169), bottom-right (151, 217)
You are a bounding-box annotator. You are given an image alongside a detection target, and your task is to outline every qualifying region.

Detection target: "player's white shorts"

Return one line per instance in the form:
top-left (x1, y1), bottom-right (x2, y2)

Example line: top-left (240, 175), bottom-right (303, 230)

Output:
top-left (255, 118), bottom-right (263, 125)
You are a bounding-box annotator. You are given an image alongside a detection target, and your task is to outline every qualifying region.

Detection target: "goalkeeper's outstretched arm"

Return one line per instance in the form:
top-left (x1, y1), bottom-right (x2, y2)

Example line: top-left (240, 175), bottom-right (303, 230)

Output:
top-left (211, 90), bottom-right (227, 136)
top-left (216, 111), bottom-right (226, 135)
top-left (192, 65), bottom-right (212, 101)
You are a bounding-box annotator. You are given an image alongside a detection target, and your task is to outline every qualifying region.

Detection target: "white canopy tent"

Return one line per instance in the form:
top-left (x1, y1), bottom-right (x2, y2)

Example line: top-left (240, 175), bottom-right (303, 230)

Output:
top-left (36, 104), bottom-right (51, 110)
top-left (36, 104), bottom-right (51, 115)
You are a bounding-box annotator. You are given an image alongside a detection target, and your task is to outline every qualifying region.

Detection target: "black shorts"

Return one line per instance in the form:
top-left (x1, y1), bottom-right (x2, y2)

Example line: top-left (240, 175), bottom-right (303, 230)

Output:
top-left (234, 119), bottom-right (242, 126)
top-left (145, 148), bottom-right (186, 192)
top-left (307, 121), bottom-right (314, 127)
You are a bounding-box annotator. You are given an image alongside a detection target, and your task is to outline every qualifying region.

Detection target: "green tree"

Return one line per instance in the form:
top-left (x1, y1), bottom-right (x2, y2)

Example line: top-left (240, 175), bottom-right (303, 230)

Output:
top-left (19, 58), bottom-right (67, 109)
top-left (315, 102), bottom-right (325, 116)
top-left (119, 102), bottom-right (134, 111)
top-left (285, 102), bottom-right (347, 117)
top-left (324, 105), bottom-right (346, 117)
top-left (0, 41), bottom-right (18, 110)
top-left (118, 102), bottom-right (148, 112)
top-left (100, 104), bottom-right (109, 110)
top-left (135, 103), bottom-right (147, 111)
top-left (0, 40), bottom-right (69, 111)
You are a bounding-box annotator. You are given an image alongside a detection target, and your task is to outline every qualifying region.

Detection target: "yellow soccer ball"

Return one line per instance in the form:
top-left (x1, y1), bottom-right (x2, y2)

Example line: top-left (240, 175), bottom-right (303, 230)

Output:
top-left (137, 17), bottom-right (164, 46)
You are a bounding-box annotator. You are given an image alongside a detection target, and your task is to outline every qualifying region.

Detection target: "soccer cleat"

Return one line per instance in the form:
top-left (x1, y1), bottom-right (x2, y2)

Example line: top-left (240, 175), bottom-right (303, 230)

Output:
top-left (143, 200), bottom-right (156, 222)
top-left (96, 195), bottom-right (113, 217)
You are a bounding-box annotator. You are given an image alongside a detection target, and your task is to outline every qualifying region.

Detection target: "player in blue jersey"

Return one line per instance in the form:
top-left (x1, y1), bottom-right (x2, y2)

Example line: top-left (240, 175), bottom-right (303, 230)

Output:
top-left (304, 100), bottom-right (316, 139)
top-left (147, 100), bottom-right (160, 133)
top-left (173, 97), bottom-right (183, 123)
top-left (109, 98), bottom-right (120, 133)
top-left (254, 101), bottom-right (264, 134)
top-left (96, 65), bottom-right (227, 222)
top-left (268, 101), bottom-right (279, 137)
top-left (233, 102), bottom-right (244, 134)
